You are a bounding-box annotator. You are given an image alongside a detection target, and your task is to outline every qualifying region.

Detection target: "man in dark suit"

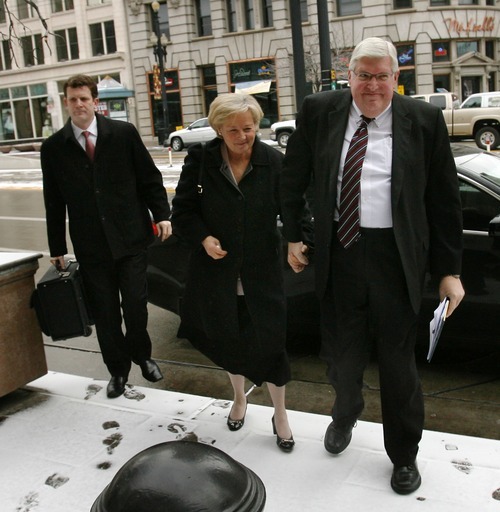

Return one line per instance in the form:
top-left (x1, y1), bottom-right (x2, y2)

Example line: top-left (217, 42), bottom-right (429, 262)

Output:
top-left (41, 75), bottom-right (172, 398)
top-left (280, 38), bottom-right (465, 494)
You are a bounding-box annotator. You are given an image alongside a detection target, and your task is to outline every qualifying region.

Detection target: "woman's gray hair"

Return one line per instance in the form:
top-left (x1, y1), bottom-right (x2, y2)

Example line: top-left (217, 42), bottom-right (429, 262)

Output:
top-left (208, 93), bottom-right (263, 136)
top-left (349, 37), bottom-right (399, 73)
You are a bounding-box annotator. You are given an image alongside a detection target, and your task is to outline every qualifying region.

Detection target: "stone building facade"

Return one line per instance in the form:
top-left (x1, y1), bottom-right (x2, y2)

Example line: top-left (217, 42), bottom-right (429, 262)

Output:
top-left (1, 0), bottom-right (499, 145)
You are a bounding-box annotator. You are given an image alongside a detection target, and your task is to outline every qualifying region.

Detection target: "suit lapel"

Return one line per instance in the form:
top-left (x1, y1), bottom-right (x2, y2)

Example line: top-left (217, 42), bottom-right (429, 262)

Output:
top-left (327, 94), bottom-right (351, 205)
top-left (391, 94), bottom-right (412, 208)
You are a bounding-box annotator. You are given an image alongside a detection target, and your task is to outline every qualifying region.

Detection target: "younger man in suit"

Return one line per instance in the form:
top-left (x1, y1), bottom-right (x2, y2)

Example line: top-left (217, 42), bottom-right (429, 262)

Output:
top-left (41, 74), bottom-right (172, 398)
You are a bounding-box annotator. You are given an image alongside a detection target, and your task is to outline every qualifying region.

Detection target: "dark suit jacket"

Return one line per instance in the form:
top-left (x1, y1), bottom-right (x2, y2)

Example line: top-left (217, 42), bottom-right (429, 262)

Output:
top-left (41, 114), bottom-right (170, 261)
top-left (280, 89), bottom-right (463, 313)
top-left (172, 137), bottom-right (286, 344)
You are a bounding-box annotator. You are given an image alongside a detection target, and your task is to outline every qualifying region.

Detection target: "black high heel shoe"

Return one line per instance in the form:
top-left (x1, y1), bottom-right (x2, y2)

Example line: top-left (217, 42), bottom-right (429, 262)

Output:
top-left (272, 416), bottom-right (295, 452)
top-left (227, 403), bottom-right (247, 431)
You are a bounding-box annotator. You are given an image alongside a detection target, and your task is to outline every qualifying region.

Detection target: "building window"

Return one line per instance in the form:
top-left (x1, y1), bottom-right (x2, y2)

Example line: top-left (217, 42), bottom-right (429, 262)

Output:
top-left (261, 0), bottom-right (273, 27)
top-left (226, 0), bottom-right (237, 32)
top-left (201, 65), bottom-right (217, 114)
top-left (0, 1), bottom-right (6, 23)
top-left (229, 59), bottom-right (278, 124)
top-left (51, 0), bottom-right (74, 13)
top-left (150, 1), bottom-right (170, 39)
top-left (429, 0), bottom-right (449, 5)
top-left (55, 28), bottom-right (79, 61)
top-left (433, 75), bottom-right (452, 93)
top-left (244, 0), bottom-right (254, 29)
top-left (458, 0), bottom-right (478, 4)
top-left (89, 21), bottom-right (116, 56)
top-left (338, 0), bottom-right (361, 17)
top-left (0, 40), bottom-right (12, 71)
top-left (457, 40), bottom-right (478, 58)
top-left (21, 34), bottom-right (44, 66)
top-left (196, 0), bottom-right (212, 36)
top-left (300, 0), bottom-right (308, 20)
top-left (0, 83), bottom-right (49, 141)
top-left (394, 0), bottom-right (412, 8)
top-left (396, 44), bottom-right (415, 95)
top-left (17, 0), bottom-right (35, 19)
top-left (485, 40), bottom-right (495, 59)
top-left (432, 41), bottom-right (450, 62)
top-left (288, 0), bottom-right (308, 22)
top-left (147, 69), bottom-right (181, 136)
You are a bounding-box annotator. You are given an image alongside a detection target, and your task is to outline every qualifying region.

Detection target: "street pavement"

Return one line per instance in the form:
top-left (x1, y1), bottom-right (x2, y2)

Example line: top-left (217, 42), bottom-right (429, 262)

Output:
top-left (0, 142), bottom-right (499, 510)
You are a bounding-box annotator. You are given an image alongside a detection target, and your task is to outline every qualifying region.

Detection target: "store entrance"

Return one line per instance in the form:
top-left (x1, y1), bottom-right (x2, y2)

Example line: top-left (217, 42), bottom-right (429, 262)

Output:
top-left (461, 76), bottom-right (481, 100)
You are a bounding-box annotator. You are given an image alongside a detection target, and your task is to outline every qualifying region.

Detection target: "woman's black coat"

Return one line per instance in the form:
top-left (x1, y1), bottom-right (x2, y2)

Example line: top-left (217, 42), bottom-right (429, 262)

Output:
top-left (172, 137), bottom-right (288, 381)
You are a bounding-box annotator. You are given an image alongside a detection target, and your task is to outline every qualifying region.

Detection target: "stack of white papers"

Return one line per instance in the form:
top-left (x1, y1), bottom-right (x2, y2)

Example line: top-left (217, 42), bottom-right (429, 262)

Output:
top-left (428, 297), bottom-right (450, 362)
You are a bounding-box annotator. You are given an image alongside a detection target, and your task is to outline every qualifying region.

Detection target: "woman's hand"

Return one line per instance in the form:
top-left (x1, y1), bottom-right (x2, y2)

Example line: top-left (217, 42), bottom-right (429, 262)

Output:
top-left (202, 236), bottom-right (228, 259)
top-left (287, 241), bottom-right (309, 273)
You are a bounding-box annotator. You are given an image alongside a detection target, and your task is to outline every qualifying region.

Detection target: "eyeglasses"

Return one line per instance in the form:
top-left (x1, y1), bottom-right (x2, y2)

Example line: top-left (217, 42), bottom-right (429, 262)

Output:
top-left (352, 71), bottom-right (394, 83)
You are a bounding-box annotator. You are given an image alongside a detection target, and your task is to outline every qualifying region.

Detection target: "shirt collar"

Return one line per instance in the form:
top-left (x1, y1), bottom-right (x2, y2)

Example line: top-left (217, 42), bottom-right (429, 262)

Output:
top-left (351, 101), bottom-right (392, 128)
top-left (71, 116), bottom-right (98, 139)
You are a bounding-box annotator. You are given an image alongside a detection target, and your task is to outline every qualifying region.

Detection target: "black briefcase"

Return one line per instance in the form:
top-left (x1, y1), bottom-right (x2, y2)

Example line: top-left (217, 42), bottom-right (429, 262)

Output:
top-left (32, 260), bottom-right (94, 341)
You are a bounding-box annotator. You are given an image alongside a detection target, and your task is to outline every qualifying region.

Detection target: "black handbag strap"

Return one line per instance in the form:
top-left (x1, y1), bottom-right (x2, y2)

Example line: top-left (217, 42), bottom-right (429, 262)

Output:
top-left (197, 142), bottom-right (206, 195)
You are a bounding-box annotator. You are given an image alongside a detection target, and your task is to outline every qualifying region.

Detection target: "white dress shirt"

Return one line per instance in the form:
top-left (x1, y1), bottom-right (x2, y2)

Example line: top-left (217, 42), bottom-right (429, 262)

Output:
top-left (336, 102), bottom-right (393, 228)
top-left (72, 117), bottom-right (98, 151)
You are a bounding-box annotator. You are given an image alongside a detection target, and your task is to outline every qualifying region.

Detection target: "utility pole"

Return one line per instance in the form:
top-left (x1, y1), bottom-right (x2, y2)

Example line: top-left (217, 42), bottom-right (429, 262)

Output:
top-left (290, 0), bottom-right (307, 111)
top-left (317, 0), bottom-right (332, 91)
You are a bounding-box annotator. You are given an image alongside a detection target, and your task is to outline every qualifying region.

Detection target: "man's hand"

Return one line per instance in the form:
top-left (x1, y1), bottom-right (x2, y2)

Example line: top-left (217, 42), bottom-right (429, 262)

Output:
top-left (202, 235), bottom-right (228, 260)
top-left (50, 256), bottom-right (66, 270)
top-left (287, 241), bottom-right (309, 273)
top-left (439, 275), bottom-right (465, 317)
top-left (156, 220), bottom-right (172, 241)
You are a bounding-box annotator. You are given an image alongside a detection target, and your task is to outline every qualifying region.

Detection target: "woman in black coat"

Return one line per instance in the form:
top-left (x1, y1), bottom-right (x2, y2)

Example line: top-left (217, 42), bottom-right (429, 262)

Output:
top-left (172, 94), bottom-right (294, 451)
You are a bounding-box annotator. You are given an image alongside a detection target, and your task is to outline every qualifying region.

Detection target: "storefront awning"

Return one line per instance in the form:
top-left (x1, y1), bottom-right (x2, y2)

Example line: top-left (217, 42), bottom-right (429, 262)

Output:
top-left (234, 80), bottom-right (272, 95)
top-left (97, 76), bottom-right (134, 99)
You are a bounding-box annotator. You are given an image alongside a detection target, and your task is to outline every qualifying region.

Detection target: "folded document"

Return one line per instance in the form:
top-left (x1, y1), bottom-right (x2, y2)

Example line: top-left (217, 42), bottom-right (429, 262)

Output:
top-left (428, 297), bottom-right (450, 362)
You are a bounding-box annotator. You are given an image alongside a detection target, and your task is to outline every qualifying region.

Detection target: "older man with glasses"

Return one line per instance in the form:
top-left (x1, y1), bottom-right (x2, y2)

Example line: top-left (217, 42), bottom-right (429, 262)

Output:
top-left (280, 37), bottom-right (464, 495)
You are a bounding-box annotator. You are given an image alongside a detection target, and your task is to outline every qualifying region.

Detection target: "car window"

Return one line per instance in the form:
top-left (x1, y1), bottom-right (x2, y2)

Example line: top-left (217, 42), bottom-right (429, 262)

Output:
top-left (190, 119), bottom-right (208, 129)
top-left (459, 179), bottom-right (499, 231)
top-left (461, 97), bottom-right (481, 108)
top-left (487, 96), bottom-right (500, 107)
top-left (429, 95), bottom-right (446, 110)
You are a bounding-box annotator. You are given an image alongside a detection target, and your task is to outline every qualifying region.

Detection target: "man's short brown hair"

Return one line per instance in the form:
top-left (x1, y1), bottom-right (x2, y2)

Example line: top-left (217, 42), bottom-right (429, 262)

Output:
top-left (63, 75), bottom-right (98, 99)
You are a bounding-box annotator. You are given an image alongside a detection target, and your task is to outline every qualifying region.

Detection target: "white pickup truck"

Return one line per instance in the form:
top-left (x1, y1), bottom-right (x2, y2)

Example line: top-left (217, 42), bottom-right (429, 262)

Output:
top-left (412, 91), bottom-right (500, 150)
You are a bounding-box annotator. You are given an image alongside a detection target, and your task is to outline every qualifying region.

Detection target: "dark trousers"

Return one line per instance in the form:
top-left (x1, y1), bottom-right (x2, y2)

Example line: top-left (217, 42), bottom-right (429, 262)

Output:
top-left (320, 227), bottom-right (424, 466)
top-left (79, 250), bottom-right (152, 378)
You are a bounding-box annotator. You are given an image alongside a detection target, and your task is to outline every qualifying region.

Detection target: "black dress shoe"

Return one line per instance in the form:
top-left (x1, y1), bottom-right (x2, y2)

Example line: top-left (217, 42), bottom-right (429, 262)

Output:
top-left (227, 403), bottom-right (247, 431)
top-left (391, 463), bottom-right (422, 495)
top-left (136, 359), bottom-right (163, 382)
top-left (324, 420), bottom-right (356, 454)
top-left (107, 376), bottom-right (127, 398)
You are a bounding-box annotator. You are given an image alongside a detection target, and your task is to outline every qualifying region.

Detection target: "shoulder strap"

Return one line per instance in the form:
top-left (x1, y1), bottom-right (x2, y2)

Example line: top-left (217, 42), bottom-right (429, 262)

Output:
top-left (197, 142), bottom-right (206, 195)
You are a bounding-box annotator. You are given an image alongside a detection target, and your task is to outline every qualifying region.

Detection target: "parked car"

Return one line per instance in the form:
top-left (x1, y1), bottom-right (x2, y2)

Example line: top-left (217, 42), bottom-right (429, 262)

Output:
top-left (147, 144), bottom-right (500, 355)
top-left (269, 119), bottom-right (296, 148)
top-left (166, 118), bottom-right (216, 152)
top-left (412, 91), bottom-right (500, 150)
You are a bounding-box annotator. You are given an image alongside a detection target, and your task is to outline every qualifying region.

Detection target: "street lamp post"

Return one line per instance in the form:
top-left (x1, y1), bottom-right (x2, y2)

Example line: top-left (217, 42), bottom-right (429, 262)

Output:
top-left (150, 1), bottom-right (169, 146)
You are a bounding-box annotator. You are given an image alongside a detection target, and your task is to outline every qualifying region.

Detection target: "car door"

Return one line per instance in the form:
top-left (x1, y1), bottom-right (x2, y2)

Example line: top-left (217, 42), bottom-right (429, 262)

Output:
top-left (442, 169), bottom-right (500, 349)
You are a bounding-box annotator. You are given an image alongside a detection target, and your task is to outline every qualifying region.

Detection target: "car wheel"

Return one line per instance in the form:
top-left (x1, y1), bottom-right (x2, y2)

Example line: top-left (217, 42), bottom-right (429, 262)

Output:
top-left (277, 131), bottom-right (291, 148)
top-left (475, 126), bottom-right (500, 150)
top-left (171, 137), bottom-right (184, 152)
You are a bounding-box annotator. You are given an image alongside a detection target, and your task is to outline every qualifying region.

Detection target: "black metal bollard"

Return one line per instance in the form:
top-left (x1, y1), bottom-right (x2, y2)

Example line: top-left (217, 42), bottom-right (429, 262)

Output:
top-left (91, 440), bottom-right (266, 511)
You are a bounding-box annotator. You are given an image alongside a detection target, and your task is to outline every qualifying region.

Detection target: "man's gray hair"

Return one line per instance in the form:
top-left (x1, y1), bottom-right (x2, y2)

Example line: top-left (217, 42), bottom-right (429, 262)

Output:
top-left (349, 37), bottom-right (399, 73)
